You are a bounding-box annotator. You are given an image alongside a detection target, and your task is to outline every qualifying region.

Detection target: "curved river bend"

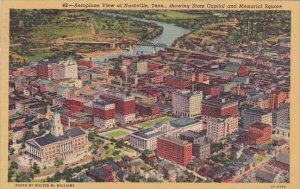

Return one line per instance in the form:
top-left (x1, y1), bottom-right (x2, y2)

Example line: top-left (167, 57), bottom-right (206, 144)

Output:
top-left (92, 12), bottom-right (191, 64)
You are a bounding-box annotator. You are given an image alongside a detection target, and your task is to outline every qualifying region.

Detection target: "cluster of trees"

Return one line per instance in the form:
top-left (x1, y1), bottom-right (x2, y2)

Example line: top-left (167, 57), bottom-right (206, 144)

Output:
top-left (127, 173), bottom-right (143, 182)
top-left (47, 158), bottom-right (114, 182)
top-left (15, 172), bottom-right (34, 182)
top-left (211, 142), bottom-right (225, 154)
top-left (8, 161), bottom-right (19, 181)
top-left (226, 11), bottom-right (290, 44)
top-left (54, 158), bottom-right (64, 168)
top-left (8, 160), bottom-right (40, 182)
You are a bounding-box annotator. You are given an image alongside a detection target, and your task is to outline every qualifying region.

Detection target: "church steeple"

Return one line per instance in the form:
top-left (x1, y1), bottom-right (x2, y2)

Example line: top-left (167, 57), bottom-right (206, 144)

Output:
top-left (50, 113), bottom-right (64, 137)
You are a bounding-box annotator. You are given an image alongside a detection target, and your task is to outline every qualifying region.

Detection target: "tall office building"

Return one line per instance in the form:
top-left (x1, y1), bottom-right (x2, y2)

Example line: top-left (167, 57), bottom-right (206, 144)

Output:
top-left (52, 60), bottom-right (78, 80)
top-left (93, 99), bottom-right (115, 129)
top-left (241, 107), bottom-right (272, 130)
top-left (172, 90), bottom-right (202, 118)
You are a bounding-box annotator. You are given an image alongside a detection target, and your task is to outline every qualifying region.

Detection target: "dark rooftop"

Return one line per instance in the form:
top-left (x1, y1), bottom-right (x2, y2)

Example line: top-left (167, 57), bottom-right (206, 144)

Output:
top-left (255, 169), bottom-right (277, 182)
top-left (159, 135), bottom-right (191, 146)
top-left (203, 97), bottom-right (238, 107)
top-left (250, 122), bottom-right (271, 130)
top-left (93, 99), bottom-right (113, 106)
top-left (170, 118), bottom-right (199, 128)
top-left (32, 127), bottom-right (86, 146)
top-left (132, 127), bottom-right (163, 139)
top-left (34, 134), bottom-right (61, 146)
top-left (180, 130), bottom-right (206, 139)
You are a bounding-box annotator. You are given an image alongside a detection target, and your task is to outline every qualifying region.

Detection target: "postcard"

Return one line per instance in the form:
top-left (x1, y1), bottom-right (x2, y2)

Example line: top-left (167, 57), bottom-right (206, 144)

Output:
top-left (1, 0), bottom-right (299, 189)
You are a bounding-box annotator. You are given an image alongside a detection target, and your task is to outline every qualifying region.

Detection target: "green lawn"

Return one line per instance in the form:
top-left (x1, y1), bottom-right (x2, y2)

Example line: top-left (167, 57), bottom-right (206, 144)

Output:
top-left (10, 10), bottom-right (162, 64)
top-left (102, 128), bottom-right (130, 139)
top-left (139, 116), bottom-right (175, 128)
top-left (26, 50), bottom-right (55, 62)
top-left (31, 23), bottom-right (90, 42)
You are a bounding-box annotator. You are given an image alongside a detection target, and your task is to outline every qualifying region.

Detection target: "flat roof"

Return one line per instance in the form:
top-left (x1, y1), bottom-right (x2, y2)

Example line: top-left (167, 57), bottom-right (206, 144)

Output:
top-left (159, 135), bottom-right (190, 146)
top-left (132, 128), bottom-right (163, 139)
top-left (93, 99), bottom-right (113, 106)
top-left (180, 130), bottom-right (206, 138)
top-left (170, 118), bottom-right (199, 128)
top-left (203, 97), bottom-right (238, 107)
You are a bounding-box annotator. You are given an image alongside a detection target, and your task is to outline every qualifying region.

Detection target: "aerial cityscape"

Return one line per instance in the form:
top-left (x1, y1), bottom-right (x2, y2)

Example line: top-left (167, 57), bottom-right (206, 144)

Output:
top-left (8, 10), bottom-right (290, 183)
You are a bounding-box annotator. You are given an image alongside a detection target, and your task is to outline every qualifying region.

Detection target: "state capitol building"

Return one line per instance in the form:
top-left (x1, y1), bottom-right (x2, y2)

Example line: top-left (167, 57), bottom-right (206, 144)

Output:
top-left (25, 114), bottom-right (89, 165)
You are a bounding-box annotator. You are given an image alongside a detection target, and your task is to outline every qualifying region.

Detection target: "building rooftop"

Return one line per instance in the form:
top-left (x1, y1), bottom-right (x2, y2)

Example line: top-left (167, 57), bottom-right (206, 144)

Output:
top-left (180, 130), bottom-right (206, 139)
top-left (203, 97), bottom-right (238, 107)
top-left (132, 127), bottom-right (163, 139)
top-left (250, 122), bottom-right (271, 130)
top-left (255, 169), bottom-right (277, 182)
top-left (244, 107), bottom-right (271, 114)
top-left (205, 70), bottom-right (233, 78)
top-left (159, 135), bottom-right (191, 146)
top-left (170, 118), bottom-right (200, 128)
top-left (31, 127), bottom-right (86, 146)
top-left (223, 63), bottom-right (242, 73)
top-left (93, 99), bottom-right (114, 106)
top-left (276, 151), bottom-right (289, 165)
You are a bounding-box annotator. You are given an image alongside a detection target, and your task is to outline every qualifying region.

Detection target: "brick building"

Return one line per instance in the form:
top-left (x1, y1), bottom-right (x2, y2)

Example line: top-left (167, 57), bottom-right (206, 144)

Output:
top-left (157, 135), bottom-right (192, 166)
top-left (136, 102), bottom-right (160, 116)
top-left (66, 97), bottom-right (86, 112)
top-left (269, 90), bottom-right (289, 110)
top-left (100, 91), bottom-right (135, 125)
top-left (165, 76), bottom-right (191, 89)
top-left (201, 98), bottom-right (239, 122)
top-left (93, 99), bottom-right (115, 129)
top-left (246, 122), bottom-right (272, 145)
top-left (77, 60), bottom-right (95, 69)
top-left (37, 61), bottom-right (53, 79)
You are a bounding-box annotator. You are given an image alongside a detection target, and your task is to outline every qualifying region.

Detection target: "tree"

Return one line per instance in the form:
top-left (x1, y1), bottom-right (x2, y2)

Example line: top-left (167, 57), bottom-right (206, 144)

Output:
top-left (21, 142), bottom-right (25, 149)
top-left (10, 161), bottom-right (19, 170)
top-left (9, 139), bottom-right (13, 147)
top-left (9, 147), bottom-right (15, 155)
top-left (37, 129), bottom-right (46, 136)
top-left (127, 173), bottom-right (142, 182)
top-left (16, 172), bottom-right (33, 182)
top-left (88, 132), bottom-right (95, 142)
top-left (54, 158), bottom-right (63, 168)
top-left (32, 162), bottom-right (40, 175)
top-left (8, 169), bottom-right (15, 182)
top-left (23, 130), bottom-right (35, 141)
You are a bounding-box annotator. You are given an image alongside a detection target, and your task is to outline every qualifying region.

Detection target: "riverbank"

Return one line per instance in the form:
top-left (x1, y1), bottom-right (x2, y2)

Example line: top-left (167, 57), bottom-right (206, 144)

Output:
top-left (92, 12), bottom-right (190, 62)
top-left (76, 49), bottom-right (126, 59)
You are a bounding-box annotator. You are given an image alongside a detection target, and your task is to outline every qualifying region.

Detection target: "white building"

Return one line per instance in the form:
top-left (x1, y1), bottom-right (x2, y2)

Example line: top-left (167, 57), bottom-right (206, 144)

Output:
top-left (274, 126), bottom-right (289, 140)
top-left (207, 116), bottom-right (238, 142)
top-left (52, 60), bottom-right (78, 80)
top-left (172, 90), bottom-right (202, 118)
top-left (130, 118), bottom-right (203, 151)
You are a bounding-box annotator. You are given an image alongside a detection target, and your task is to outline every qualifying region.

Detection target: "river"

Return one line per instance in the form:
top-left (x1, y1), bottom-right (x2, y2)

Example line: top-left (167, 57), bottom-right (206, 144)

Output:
top-left (91, 12), bottom-right (191, 64)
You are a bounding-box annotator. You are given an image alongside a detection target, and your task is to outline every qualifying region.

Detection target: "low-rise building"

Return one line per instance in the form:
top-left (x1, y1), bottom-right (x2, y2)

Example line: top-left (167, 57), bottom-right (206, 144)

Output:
top-left (129, 127), bottom-right (164, 151)
top-left (246, 122), bottom-right (272, 145)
